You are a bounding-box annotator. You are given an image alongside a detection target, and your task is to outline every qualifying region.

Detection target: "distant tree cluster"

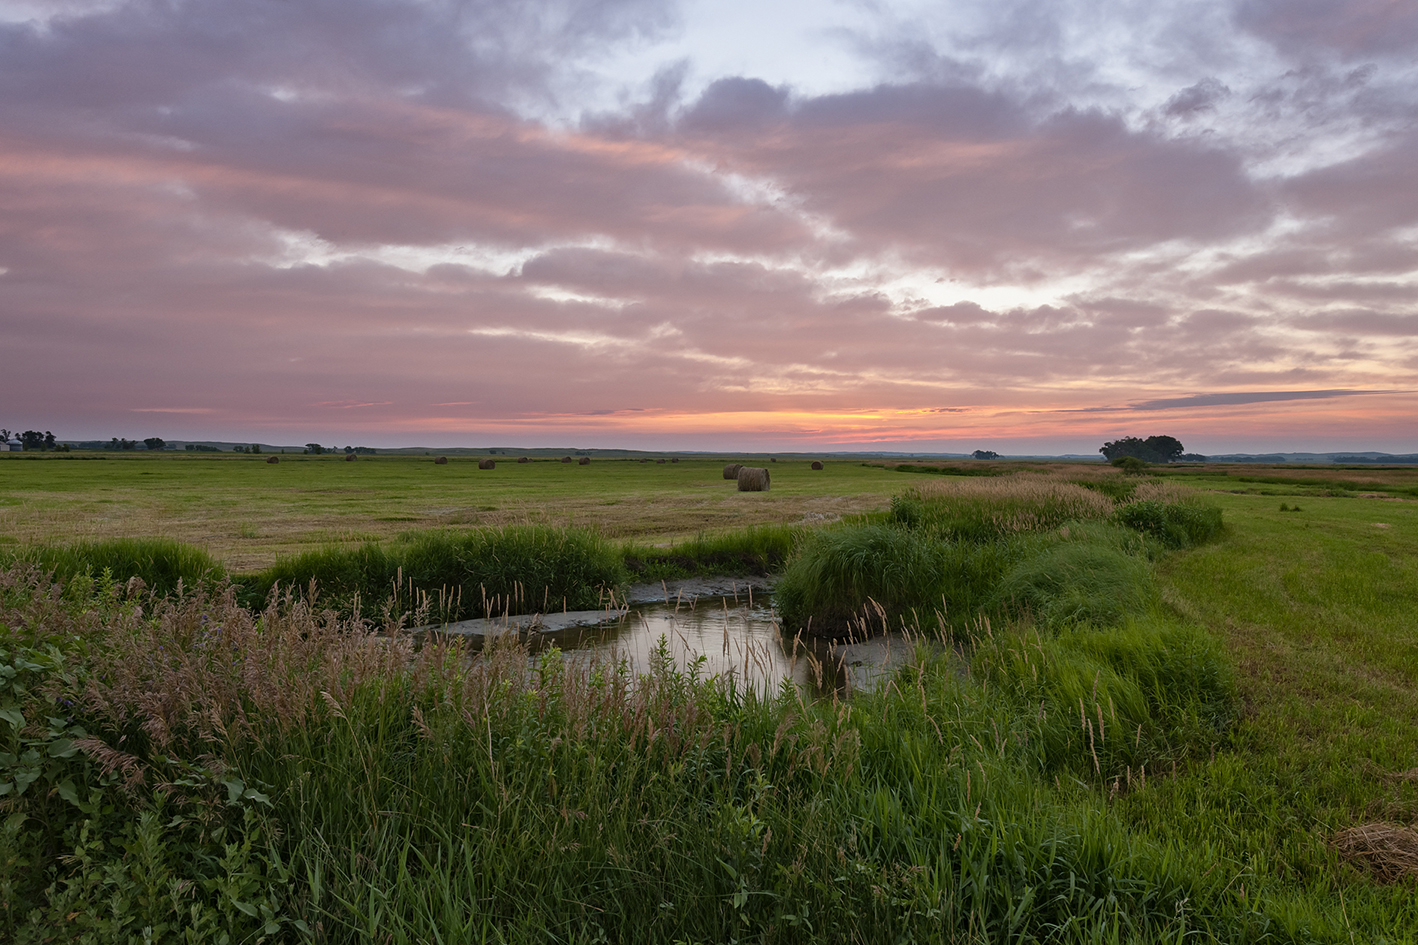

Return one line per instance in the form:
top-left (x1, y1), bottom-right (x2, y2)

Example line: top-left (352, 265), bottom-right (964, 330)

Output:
top-left (233, 444), bottom-right (263, 454)
top-left (972, 449), bottom-right (999, 460)
top-left (1099, 435), bottom-right (1185, 464)
top-left (143, 437), bottom-right (166, 451)
top-left (2, 429), bottom-right (66, 451)
top-left (344, 446), bottom-right (378, 455)
top-left (185, 444), bottom-right (221, 452)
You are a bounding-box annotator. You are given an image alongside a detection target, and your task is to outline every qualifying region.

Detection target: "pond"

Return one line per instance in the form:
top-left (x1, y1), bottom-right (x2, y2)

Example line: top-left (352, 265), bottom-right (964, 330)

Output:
top-left (419, 577), bottom-right (940, 698)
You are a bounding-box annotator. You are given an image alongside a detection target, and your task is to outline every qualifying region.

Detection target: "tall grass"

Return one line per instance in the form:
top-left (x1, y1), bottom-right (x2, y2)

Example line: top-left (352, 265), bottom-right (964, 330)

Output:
top-left (773, 525), bottom-right (951, 636)
top-left (1, 567), bottom-right (1267, 943)
top-left (889, 477), bottom-right (1116, 542)
top-left (622, 523), bottom-right (800, 580)
top-left (1116, 484), bottom-right (1224, 549)
top-left (239, 525), bottom-right (628, 622)
top-left (8, 537), bottom-right (227, 597)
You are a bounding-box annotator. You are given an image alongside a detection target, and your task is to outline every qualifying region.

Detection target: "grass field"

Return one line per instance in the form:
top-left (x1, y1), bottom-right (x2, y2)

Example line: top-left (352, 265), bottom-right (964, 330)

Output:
top-left (0, 453), bottom-right (902, 571)
top-left (1, 453), bottom-right (1416, 941)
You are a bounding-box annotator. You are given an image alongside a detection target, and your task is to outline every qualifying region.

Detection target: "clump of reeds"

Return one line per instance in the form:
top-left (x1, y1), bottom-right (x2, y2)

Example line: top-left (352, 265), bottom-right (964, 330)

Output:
top-left (624, 524), bottom-right (800, 579)
top-left (995, 534), bottom-right (1156, 628)
top-left (10, 537), bottom-right (227, 598)
top-left (774, 524), bottom-right (946, 636)
top-left (241, 525), bottom-right (627, 622)
top-left (890, 477), bottom-right (1115, 542)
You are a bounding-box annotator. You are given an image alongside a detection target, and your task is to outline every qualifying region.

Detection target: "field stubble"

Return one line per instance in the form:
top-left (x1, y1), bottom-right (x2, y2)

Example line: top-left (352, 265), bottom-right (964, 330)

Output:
top-left (0, 454), bottom-right (897, 571)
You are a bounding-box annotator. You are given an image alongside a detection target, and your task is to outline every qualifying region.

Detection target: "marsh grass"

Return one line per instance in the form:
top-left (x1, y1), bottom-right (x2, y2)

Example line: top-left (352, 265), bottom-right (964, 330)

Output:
top-left (773, 525), bottom-right (951, 636)
top-left (7, 537), bottom-right (227, 596)
top-left (889, 477), bottom-right (1116, 542)
top-left (1, 567), bottom-right (1261, 943)
top-left (622, 523), bottom-right (800, 580)
top-left (238, 525), bottom-right (628, 622)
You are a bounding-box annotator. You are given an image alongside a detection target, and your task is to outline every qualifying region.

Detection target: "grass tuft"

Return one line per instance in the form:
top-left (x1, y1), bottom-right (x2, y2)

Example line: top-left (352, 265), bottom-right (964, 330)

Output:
top-left (10, 537), bottom-right (227, 596)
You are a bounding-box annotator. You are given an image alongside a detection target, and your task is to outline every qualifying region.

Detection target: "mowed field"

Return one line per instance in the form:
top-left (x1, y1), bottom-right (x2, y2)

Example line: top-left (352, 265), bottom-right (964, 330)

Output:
top-left (0, 453), bottom-right (902, 571)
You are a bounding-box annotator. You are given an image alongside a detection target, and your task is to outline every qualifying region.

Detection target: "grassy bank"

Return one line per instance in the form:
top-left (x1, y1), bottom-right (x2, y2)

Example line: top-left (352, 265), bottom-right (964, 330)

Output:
top-left (2, 565), bottom-right (1247, 943)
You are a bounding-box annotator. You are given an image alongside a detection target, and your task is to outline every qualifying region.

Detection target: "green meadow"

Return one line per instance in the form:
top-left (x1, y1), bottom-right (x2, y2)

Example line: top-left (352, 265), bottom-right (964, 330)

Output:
top-left (0, 452), bottom-right (1415, 942)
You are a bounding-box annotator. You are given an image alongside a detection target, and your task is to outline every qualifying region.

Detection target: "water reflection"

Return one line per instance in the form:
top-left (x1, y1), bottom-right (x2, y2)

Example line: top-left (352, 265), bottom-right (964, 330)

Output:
top-left (464, 594), bottom-right (937, 699)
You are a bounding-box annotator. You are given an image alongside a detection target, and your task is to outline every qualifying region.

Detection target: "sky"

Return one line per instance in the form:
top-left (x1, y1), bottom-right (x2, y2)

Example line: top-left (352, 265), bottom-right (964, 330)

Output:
top-left (1, 0), bottom-right (1416, 454)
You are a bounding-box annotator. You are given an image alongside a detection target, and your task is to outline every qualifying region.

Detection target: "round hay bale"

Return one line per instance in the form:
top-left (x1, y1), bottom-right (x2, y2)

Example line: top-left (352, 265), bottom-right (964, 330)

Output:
top-left (811, 461), bottom-right (823, 470)
top-left (671, 457), bottom-right (679, 463)
top-left (561, 456), bottom-right (573, 463)
top-left (517, 456), bottom-right (529, 463)
top-left (578, 456), bottom-right (591, 465)
top-left (656, 458), bottom-right (666, 464)
top-left (770, 457), bottom-right (777, 462)
top-left (640, 458), bottom-right (648, 463)
top-left (723, 463), bottom-right (743, 480)
top-left (478, 458), bottom-right (495, 469)
top-left (266, 456), bottom-right (279, 464)
top-left (737, 466), bottom-right (770, 492)
top-left (344, 452), bottom-right (357, 462)
top-left (434, 456), bottom-right (448, 465)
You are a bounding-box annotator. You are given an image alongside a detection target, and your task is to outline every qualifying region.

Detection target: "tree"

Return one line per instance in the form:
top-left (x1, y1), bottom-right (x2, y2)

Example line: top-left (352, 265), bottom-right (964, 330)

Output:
top-left (0, 429), bottom-right (11, 444)
top-left (143, 437), bottom-right (165, 450)
top-left (251, 444), bottom-right (262, 454)
top-left (972, 449), bottom-right (999, 460)
top-left (305, 444), bottom-right (325, 455)
top-left (20, 430), bottom-right (52, 451)
top-left (1099, 435), bottom-right (1185, 464)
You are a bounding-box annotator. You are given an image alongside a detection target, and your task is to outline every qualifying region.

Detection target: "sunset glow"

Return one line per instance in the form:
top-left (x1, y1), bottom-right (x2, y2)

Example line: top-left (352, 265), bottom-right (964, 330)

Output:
top-left (2, 0), bottom-right (1415, 453)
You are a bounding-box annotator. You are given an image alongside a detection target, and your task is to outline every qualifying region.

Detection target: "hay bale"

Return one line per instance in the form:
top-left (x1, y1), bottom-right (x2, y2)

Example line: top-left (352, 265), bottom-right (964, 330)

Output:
top-left (770, 457), bottom-right (777, 462)
top-left (578, 456), bottom-right (591, 465)
top-left (811, 461), bottom-right (823, 470)
top-left (478, 458), bottom-right (495, 469)
top-left (266, 456), bottom-right (279, 464)
top-left (434, 456), bottom-right (448, 465)
top-left (657, 458), bottom-right (666, 464)
top-left (517, 456), bottom-right (529, 463)
top-left (640, 458), bottom-right (648, 463)
top-left (671, 458), bottom-right (679, 463)
top-left (344, 452), bottom-right (357, 462)
top-left (737, 467), bottom-right (770, 492)
top-left (723, 463), bottom-right (743, 480)
top-left (561, 456), bottom-right (573, 463)
top-left (1332, 823), bottom-right (1418, 883)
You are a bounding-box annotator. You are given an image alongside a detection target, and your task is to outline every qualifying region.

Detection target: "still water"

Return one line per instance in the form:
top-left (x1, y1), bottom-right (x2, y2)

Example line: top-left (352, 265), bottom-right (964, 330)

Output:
top-left (428, 578), bottom-right (937, 698)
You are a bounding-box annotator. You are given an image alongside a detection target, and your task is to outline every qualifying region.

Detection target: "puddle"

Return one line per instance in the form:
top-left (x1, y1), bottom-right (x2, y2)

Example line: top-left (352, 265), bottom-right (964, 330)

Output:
top-left (419, 578), bottom-right (941, 698)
